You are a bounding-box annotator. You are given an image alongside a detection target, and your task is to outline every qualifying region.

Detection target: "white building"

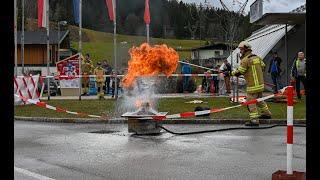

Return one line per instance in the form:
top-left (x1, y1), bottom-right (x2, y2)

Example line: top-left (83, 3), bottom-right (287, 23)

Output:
top-left (190, 43), bottom-right (235, 68)
top-left (228, 4), bottom-right (306, 91)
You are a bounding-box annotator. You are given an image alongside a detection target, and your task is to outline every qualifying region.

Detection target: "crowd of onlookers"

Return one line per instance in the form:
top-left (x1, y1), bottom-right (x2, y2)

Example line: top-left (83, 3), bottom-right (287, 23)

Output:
top-left (180, 50), bottom-right (307, 98)
top-left (78, 50), bottom-right (307, 98)
top-left (81, 53), bottom-right (121, 98)
top-left (180, 58), bottom-right (232, 96)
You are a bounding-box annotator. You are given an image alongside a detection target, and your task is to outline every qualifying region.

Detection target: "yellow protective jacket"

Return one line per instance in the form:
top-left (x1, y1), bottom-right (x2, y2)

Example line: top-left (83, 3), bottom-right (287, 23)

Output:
top-left (232, 51), bottom-right (266, 93)
top-left (94, 67), bottom-right (105, 83)
top-left (82, 61), bottom-right (94, 74)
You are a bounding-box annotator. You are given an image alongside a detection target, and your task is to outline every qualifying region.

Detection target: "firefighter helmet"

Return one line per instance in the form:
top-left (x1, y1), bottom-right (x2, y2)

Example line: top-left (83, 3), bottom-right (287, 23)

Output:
top-left (238, 41), bottom-right (252, 49)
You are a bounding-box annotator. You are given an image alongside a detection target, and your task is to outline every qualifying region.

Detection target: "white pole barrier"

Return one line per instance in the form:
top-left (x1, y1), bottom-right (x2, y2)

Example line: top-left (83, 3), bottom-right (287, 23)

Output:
top-left (46, 0), bottom-right (50, 100)
top-left (21, 0), bottom-right (25, 74)
top-left (146, 24), bottom-right (150, 43)
top-left (14, 0), bottom-right (17, 76)
top-left (78, 0), bottom-right (82, 100)
top-left (286, 86), bottom-right (294, 175)
top-left (112, 0), bottom-right (118, 99)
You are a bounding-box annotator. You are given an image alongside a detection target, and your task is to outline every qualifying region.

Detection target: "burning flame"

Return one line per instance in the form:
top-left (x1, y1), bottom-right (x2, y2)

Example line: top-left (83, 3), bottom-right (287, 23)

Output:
top-left (122, 43), bottom-right (179, 88)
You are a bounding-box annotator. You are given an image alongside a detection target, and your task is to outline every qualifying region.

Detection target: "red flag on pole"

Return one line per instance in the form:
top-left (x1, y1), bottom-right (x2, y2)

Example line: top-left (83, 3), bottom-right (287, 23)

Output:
top-left (105, 0), bottom-right (114, 21)
top-left (37, 0), bottom-right (46, 27)
top-left (144, 0), bottom-right (150, 24)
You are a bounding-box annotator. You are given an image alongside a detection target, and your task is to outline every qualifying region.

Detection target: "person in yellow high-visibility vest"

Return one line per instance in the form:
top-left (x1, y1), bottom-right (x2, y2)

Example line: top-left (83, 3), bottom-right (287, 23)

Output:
top-left (94, 62), bottom-right (105, 100)
top-left (231, 41), bottom-right (272, 126)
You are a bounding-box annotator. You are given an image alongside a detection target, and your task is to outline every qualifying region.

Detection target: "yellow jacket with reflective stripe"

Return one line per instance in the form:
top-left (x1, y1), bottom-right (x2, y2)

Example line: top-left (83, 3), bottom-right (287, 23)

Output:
top-left (232, 51), bottom-right (265, 93)
top-left (82, 61), bottom-right (94, 74)
top-left (94, 67), bottom-right (105, 83)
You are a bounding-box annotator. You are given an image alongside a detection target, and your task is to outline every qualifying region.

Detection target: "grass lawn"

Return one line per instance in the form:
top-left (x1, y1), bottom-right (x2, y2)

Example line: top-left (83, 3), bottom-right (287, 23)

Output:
top-left (14, 97), bottom-right (306, 120)
top-left (71, 27), bottom-right (205, 65)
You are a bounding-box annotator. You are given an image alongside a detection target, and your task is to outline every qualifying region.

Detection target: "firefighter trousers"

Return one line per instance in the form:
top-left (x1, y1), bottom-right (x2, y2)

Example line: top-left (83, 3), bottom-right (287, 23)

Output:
top-left (247, 92), bottom-right (272, 120)
top-left (97, 82), bottom-right (104, 99)
top-left (82, 76), bottom-right (90, 94)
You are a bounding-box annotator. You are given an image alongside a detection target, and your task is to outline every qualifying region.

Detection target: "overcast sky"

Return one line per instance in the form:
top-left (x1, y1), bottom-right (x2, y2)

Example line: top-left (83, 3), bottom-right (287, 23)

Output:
top-left (180, 0), bottom-right (305, 14)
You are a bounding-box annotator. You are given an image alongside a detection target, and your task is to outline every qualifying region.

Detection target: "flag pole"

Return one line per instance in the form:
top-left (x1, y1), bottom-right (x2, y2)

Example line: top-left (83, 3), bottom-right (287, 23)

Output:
top-left (78, 0), bottom-right (82, 100)
top-left (46, 0), bottom-right (50, 100)
top-left (146, 24), bottom-right (149, 43)
top-left (14, 0), bottom-right (17, 76)
top-left (113, 0), bottom-right (118, 99)
top-left (144, 0), bottom-right (150, 43)
top-left (21, 0), bottom-right (25, 75)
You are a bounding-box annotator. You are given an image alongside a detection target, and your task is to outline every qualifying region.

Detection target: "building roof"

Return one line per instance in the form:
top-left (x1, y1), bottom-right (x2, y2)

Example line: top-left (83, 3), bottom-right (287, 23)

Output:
top-left (17, 30), bottom-right (69, 45)
top-left (253, 13), bottom-right (305, 25)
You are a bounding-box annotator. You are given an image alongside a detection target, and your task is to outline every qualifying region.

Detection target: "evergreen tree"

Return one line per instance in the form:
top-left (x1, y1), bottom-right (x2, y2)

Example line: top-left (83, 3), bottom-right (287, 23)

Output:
top-left (20, 0), bottom-right (256, 41)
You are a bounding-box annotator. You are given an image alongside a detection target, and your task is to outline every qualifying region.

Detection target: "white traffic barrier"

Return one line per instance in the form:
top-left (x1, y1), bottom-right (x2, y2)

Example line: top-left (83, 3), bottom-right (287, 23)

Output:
top-left (14, 75), bottom-right (43, 105)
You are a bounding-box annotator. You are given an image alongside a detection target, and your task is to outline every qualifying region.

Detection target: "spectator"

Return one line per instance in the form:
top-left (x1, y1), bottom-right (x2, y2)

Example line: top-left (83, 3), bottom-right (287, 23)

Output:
top-left (220, 59), bottom-right (232, 94)
top-left (202, 70), bottom-right (212, 93)
top-left (110, 70), bottom-right (120, 98)
top-left (268, 52), bottom-right (282, 93)
top-left (181, 59), bottom-right (192, 93)
top-left (212, 65), bottom-right (220, 94)
top-left (102, 60), bottom-right (112, 95)
top-left (218, 71), bottom-right (226, 96)
top-left (291, 51), bottom-right (307, 100)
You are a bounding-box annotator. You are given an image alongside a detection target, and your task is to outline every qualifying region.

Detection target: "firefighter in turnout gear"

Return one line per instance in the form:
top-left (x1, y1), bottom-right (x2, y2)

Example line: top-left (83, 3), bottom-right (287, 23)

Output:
top-left (81, 54), bottom-right (94, 96)
top-left (231, 41), bottom-right (272, 126)
top-left (94, 62), bottom-right (105, 100)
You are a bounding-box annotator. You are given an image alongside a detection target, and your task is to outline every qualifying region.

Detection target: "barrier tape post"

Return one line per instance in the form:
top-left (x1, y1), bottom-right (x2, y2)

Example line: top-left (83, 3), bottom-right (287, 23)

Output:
top-left (272, 86), bottom-right (305, 180)
top-left (287, 86), bottom-right (294, 175)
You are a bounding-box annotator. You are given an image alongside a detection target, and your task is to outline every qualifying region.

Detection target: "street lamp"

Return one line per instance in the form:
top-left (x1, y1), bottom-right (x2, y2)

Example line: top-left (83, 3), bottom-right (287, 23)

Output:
top-left (58, 21), bottom-right (67, 62)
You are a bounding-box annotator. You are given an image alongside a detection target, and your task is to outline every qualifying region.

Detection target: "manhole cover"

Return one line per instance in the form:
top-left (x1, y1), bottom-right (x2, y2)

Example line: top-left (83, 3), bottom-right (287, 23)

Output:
top-left (89, 130), bottom-right (120, 134)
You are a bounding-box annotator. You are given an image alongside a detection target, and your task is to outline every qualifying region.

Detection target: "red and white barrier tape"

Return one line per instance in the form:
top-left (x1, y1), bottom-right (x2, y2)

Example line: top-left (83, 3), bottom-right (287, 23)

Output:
top-left (14, 94), bottom-right (103, 119)
top-left (151, 88), bottom-right (288, 121)
top-left (17, 73), bottom-right (219, 79)
top-left (14, 86), bottom-right (289, 122)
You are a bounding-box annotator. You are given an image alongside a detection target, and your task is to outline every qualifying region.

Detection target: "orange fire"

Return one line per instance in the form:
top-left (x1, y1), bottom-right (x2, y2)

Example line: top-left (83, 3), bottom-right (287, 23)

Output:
top-left (122, 43), bottom-right (179, 88)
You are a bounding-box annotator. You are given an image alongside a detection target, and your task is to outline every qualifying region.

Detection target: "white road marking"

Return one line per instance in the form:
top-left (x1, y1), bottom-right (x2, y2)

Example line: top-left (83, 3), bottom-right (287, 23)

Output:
top-left (14, 166), bottom-right (56, 180)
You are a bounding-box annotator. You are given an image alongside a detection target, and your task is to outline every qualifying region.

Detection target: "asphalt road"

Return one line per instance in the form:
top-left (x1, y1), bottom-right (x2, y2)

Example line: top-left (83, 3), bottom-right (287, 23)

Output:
top-left (14, 121), bottom-right (306, 180)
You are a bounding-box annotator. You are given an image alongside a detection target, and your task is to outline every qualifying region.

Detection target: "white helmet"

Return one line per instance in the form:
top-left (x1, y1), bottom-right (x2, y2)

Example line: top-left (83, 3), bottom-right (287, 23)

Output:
top-left (238, 41), bottom-right (252, 49)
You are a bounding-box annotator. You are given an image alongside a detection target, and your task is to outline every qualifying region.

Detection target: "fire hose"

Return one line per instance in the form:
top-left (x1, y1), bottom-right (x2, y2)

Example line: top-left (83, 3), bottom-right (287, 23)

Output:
top-left (156, 124), bottom-right (306, 136)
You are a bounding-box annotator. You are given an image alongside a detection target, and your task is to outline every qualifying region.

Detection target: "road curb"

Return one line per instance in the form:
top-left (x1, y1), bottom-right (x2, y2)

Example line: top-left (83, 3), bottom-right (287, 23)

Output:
top-left (14, 116), bottom-right (306, 124)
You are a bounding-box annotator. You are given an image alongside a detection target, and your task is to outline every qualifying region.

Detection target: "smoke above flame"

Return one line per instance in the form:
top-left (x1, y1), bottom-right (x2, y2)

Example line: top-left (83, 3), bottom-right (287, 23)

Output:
top-left (122, 43), bottom-right (179, 88)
